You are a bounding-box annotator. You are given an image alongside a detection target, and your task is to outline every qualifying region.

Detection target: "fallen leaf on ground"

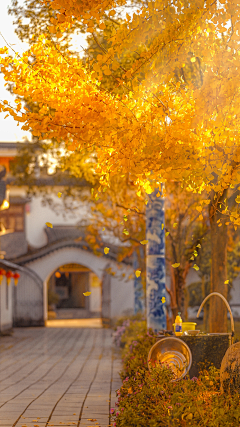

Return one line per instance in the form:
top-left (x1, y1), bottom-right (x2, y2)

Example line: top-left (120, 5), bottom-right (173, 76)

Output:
top-left (45, 222), bottom-right (53, 228)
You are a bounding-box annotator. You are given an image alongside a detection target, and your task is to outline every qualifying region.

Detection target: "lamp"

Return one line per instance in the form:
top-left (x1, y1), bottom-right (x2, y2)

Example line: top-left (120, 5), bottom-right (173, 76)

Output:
top-left (13, 272), bottom-right (20, 286)
top-left (6, 271), bottom-right (13, 286)
top-left (0, 269), bottom-right (6, 285)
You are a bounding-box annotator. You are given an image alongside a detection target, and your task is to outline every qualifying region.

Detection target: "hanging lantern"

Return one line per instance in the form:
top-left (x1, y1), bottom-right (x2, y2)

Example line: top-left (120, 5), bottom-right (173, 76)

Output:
top-left (55, 271), bottom-right (61, 278)
top-left (13, 272), bottom-right (20, 286)
top-left (0, 269), bottom-right (6, 285)
top-left (6, 271), bottom-right (13, 286)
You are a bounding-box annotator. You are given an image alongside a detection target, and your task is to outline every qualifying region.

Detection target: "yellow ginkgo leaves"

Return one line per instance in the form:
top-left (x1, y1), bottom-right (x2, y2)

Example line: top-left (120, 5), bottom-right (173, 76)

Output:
top-left (104, 247), bottom-right (109, 254)
top-left (83, 292), bottom-right (91, 296)
top-left (135, 270), bottom-right (141, 278)
top-left (46, 222), bottom-right (53, 228)
top-left (224, 280), bottom-right (229, 284)
top-left (57, 192), bottom-right (62, 198)
top-left (193, 264), bottom-right (199, 271)
top-left (140, 240), bottom-right (148, 245)
top-left (165, 232), bottom-right (170, 236)
top-left (172, 263), bottom-right (180, 268)
top-left (161, 297), bottom-right (166, 303)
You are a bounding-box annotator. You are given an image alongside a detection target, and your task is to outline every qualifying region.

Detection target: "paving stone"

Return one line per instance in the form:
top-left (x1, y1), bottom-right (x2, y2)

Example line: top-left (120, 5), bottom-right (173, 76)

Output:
top-left (0, 326), bottom-right (122, 427)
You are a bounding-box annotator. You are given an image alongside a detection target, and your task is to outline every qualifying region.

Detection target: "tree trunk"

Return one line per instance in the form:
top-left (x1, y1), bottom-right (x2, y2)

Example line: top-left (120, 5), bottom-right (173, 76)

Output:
top-left (175, 269), bottom-right (186, 319)
top-left (209, 189), bottom-right (228, 333)
top-left (184, 286), bottom-right (189, 321)
top-left (166, 263), bottom-right (178, 328)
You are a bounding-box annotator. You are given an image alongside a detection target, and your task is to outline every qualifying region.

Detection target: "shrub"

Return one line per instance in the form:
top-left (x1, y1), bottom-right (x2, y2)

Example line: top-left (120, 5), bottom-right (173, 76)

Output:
top-left (111, 319), bottom-right (240, 427)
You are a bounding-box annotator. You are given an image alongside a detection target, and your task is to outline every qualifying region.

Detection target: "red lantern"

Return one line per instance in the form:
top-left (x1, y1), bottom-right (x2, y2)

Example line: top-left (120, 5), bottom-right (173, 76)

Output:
top-left (6, 271), bottom-right (13, 286)
top-left (0, 269), bottom-right (6, 285)
top-left (13, 272), bottom-right (20, 286)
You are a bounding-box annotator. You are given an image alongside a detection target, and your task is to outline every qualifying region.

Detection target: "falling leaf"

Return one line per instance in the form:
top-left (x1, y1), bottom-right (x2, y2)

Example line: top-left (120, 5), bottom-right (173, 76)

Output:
top-left (131, 206), bottom-right (140, 212)
top-left (140, 240), bottom-right (148, 245)
top-left (135, 270), bottom-right (141, 277)
top-left (196, 243), bottom-right (201, 248)
top-left (83, 291), bottom-right (91, 296)
top-left (224, 280), bottom-right (229, 284)
top-left (172, 263), bottom-right (180, 268)
top-left (104, 247), bottom-right (109, 254)
top-left (190, 256), bottom-right (194, 260)
top-left (162, 223), bottom-right (164, 230)
top-left (173, 223), bottom-right (177, 228)
top-left (193, 264), bottom-right (199, 271)
top-left (46, 222), bottom-right (53, 228)
top-left (161, 297), bottom-right (166, 303)
top-left (102, 227), bottom-right (105, 231)
top-left (57, 192), bottom-right (62, 198)
top-left (165, 232), bottom-right (170, 236)
top-left (123, 229), bottom-right (129, 235)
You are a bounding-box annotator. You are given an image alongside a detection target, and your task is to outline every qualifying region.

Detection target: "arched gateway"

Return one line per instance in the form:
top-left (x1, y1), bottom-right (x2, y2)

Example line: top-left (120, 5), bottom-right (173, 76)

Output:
top-left (12, 241), bottom-right (134, 327)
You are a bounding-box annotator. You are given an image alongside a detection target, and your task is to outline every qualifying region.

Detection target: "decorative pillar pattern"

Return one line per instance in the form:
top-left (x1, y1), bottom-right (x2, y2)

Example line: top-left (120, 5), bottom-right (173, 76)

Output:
top-left (133, 248), bottom-right (145, 315)
top-left (146, 188), bottom-right (166, 332)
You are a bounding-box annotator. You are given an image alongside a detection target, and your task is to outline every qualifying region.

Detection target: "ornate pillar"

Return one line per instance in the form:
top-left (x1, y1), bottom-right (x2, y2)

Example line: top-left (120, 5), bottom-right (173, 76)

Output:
top-left (133, 247), bottom-right (145, 315)
top-left (146, 188), bottom-right (166, 332)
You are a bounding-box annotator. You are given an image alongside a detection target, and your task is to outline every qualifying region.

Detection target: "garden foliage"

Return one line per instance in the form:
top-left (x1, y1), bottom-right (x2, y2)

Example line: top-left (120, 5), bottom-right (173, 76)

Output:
top-left (111, 317), bottom-right (240, 426)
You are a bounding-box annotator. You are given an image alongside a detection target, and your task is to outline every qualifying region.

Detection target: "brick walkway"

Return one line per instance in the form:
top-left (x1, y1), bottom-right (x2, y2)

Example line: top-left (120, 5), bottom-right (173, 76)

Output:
top-left (0, 324), bottom-right (122, 427)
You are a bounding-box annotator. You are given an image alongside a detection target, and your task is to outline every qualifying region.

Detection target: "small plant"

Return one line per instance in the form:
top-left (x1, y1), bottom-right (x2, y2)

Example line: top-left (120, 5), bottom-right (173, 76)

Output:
top-left (111, 319), bottom-right (240, 427)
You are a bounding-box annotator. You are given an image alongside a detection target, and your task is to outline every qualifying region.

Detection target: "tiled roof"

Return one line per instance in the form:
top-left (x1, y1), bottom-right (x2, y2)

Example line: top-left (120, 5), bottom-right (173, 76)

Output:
top-left (9, 226), bottom-right (133, 266)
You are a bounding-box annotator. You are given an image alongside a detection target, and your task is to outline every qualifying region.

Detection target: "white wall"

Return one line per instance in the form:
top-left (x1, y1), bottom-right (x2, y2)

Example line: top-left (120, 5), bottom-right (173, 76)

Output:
top-left (109, 264), bottom-right (134, 318)
top-left (24, 246), bottom-right (135, 321)
top-left (89, 273), bottom-right (101, 313)
top-left (0, 277), bottom-right (13, 332)
top-left (25, 193), bottom-right (91, 248)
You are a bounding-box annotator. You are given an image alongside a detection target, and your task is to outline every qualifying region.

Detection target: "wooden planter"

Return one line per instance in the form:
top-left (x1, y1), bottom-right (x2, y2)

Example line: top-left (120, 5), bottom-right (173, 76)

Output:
top-left (180, 334), bottom-right (231, 378)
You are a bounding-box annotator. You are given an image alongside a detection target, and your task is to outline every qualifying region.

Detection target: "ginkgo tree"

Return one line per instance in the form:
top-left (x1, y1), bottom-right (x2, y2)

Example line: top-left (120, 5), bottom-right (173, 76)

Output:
top-left (1, 0), bottom-right (240, 332)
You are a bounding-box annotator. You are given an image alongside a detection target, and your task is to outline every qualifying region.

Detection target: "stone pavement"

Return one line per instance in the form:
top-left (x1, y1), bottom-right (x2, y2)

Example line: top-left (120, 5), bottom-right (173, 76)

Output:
top-left (0, 322), bottom-right (122, 427)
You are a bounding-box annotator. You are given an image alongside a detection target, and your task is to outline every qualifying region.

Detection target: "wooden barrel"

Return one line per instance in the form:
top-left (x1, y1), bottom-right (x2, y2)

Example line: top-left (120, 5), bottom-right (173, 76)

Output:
top-left (220, 342), bottom-right (240, 394)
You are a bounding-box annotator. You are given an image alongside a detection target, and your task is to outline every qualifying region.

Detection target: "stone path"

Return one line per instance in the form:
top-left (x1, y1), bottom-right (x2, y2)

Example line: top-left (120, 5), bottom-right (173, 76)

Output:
top-left (0, 324), bottom-right (122, 427)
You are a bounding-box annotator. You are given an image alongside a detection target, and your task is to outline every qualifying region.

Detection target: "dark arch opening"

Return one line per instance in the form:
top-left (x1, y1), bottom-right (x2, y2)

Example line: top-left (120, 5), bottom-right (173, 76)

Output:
top-left (47, 263), bottom-right (101, 319)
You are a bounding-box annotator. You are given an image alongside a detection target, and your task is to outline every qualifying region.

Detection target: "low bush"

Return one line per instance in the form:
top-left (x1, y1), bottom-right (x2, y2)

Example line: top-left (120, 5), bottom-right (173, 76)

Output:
top-left (111, 318), bottom-right (240, 427)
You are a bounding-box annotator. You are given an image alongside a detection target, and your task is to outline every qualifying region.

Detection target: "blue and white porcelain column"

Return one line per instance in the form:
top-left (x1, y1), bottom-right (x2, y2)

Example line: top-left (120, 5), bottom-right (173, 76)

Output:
top-left (133, 247), bottom-right (145, 315)
top-left (146, 187), bottom-right (166, 332)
